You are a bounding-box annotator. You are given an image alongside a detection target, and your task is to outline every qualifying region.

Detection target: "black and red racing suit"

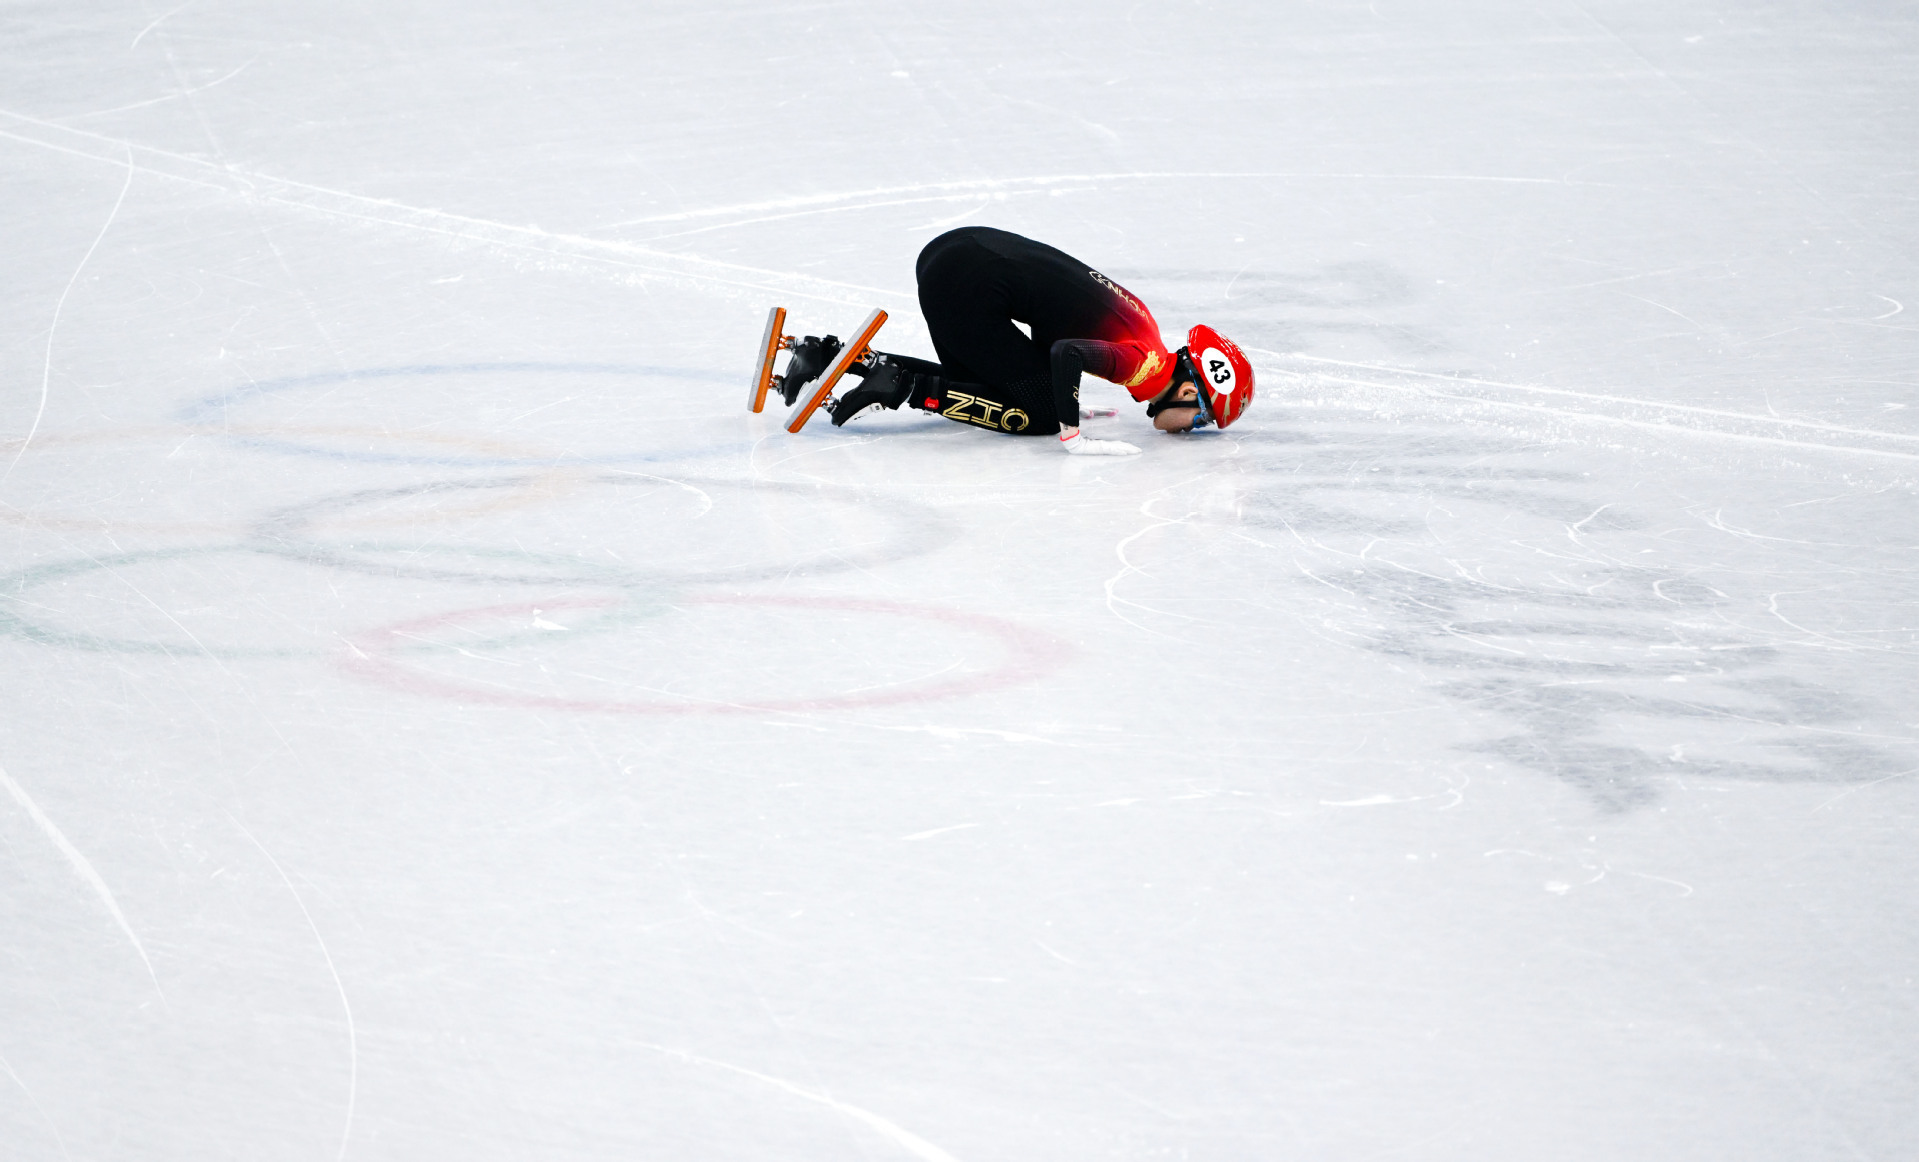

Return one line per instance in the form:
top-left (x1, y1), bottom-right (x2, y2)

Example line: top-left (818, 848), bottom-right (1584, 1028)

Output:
top-left (903, 227), bottom-right (1176, 435)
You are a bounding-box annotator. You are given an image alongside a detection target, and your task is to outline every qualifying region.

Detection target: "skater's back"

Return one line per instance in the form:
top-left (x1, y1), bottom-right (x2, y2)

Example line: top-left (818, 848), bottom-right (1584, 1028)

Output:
top-left (914, 227), bottom-right (1170, 387)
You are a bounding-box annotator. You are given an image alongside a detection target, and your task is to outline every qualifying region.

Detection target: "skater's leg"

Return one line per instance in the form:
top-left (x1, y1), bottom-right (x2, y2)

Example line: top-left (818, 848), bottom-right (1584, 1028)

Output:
top-left (915, 239), bottom-right (1058, 432)
top-left (870, 351), bottom-right (944, 378)
top-left (908, 374), bottom-right (1054, 436)
top-left (917, 294), bottom-right (1048, 390)
top-left (830, 358), bottom-right (1050, 434)
top-left (827, 349), bottom-right (953, 426)
top-left (776, 333), bottom-right (842, 406)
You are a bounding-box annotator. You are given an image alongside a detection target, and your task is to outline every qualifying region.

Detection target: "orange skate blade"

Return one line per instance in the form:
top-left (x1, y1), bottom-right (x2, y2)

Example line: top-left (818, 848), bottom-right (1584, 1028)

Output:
top-left (786, 308), bottom-right (887, 433)
top-left (749, 306), bottom-right (787, 413)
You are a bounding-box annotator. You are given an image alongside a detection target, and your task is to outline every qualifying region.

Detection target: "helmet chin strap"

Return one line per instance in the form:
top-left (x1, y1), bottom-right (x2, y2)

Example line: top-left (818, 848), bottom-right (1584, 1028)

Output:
top-left (1145, 348), bottom-right (1211, 425)
top-left (1144, 388), bottom-right (1192, 417)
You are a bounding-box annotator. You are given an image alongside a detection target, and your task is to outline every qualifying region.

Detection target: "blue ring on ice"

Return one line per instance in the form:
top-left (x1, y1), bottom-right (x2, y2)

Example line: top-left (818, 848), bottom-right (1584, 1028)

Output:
top-left (173, 361), bottom-right (746, 467)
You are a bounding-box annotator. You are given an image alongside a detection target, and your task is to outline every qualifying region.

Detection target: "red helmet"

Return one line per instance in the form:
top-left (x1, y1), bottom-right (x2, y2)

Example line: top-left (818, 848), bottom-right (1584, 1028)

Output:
top-left (1179, 325), bottom-right (1254, 428)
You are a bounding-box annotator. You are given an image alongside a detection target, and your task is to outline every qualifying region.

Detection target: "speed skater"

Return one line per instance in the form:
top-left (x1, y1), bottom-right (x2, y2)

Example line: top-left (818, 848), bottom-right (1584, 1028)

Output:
top-left (818, 227), bottom-right (1254, 455)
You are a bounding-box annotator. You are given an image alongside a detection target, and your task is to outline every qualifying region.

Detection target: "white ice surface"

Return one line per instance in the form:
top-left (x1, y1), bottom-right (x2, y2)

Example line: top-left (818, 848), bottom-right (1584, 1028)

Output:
top-left (3, 3), bottom-right (1916, 1159)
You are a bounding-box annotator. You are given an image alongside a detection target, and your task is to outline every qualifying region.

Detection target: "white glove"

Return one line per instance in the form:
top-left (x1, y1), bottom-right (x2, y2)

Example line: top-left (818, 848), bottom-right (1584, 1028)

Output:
top-left (1059, 428), bottom-right (1140, 456)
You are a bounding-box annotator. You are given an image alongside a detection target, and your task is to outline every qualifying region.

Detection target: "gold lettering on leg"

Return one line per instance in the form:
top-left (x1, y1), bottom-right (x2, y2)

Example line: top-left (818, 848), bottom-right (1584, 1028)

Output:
top-left (942, 391), bottom-right (979, 424)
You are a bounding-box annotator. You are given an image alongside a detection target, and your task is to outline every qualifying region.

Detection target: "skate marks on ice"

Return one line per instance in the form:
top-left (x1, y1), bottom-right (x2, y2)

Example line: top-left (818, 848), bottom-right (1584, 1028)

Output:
top-left (172, 362), bottom-right (749, 469)
top-left (1258, 354), bottom-right (1919, 463)
top-left (0, 759), bottom-right (166, 1005)
top-left (1138, 262), bottom-right (1919, 461)
top-left (226, 813), bottom-right (358, 1162)
top-left (0, 110), bottom-right (902, 308)
top-left (1129, 417), bottom-right (1917, 810)
top-left (6, 137), bottom-right (132, 487)
top-left (638, 1045), bottom-right (963, 1162)
top-left (1120, 266), bottom-right (1917, 806)
top-left (597, 172), bottom-right (1621, 241)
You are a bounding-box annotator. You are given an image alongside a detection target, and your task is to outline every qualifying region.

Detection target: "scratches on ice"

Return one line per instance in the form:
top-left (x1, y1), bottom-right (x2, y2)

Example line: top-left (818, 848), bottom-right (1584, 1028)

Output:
top-left (1812, 765), bottom-right (1919, 813)
top-left (0, 1047), bottom-right (70, 1161)
top-left (1258, 350), bottom-right (1919, 461)
top-left (1033, 939), bottom-right (1079, 966)
top-left (599, 169), bottom-right (1624, 232)
top-left (1486, 850), bottom-right (1693, 897)
top-left (129, 2), bottom-right (194, 50)
top-left (5, 141), bottom-right (133, 488)
top-left (1320, 777), bottom-right (1465, 810)
top-left (1320, 793), bottom-right (1412, 807)
top-left (229, 814), bottom-right (357, 1162)
top-left (638, 1044), bottom-right (965, 1162)
top-left (1104, 478), bottom-right (1211, 636)
top-left (0, 760), bottom-right (166, 1008)
top-left (0, 109), bottom-right (904, 310)
top-left (900, 822), bottom-right (978, 841)
top-left (1625, 871), bottom-right (1696, 897)
top-left (64, 56), bottom-right (258, 120)
top-left (877, 723), bottom-right (1057, 745)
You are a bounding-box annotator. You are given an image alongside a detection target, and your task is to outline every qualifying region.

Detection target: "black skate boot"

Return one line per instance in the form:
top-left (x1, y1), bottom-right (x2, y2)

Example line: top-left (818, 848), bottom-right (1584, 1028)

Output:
top-left (778, 334), bottom-right (842, 407)
top-left (828, 356), bottom-right (917, 426)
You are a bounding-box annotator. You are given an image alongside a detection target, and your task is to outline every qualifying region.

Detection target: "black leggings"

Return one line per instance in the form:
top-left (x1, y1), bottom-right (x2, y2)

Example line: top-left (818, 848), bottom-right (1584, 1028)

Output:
top-left (913, 234), bottom-right (1063, 435)
top-left (880, 340), bottom-right (1136, 437)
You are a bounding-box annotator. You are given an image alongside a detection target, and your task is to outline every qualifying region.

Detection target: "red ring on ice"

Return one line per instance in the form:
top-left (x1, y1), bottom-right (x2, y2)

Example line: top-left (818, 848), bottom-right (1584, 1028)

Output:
top-left (338, 593), bottom-right (1070, 714)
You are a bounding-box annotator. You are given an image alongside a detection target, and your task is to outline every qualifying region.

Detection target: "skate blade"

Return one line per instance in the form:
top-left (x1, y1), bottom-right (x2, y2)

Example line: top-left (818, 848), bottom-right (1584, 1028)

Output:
top-left (749, 305), bottom-right (788, 413)
top-left (787, 308), bottom-right (887, 433)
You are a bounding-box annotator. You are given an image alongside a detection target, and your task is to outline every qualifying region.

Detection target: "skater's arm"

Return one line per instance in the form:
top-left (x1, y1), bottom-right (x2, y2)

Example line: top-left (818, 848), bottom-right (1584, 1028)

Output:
top-left (1049, 339), bottom-right (1160, 423)
top-left (1051, 338), bottom-right (1150, 455)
